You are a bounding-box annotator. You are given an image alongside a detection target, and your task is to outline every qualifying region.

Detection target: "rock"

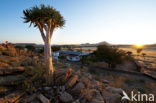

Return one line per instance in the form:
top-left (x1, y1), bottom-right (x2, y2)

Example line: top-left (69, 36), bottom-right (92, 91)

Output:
top-left (55, 68), bottom-right (73, 85)
top-left (72, 99), bottom-right (80, 103)
top-left (89, 90), bottom-right (104, 103)
top-left (83, 72), bottom-right (92, 80)
top-left (0, 75), bottom-right (25, 85)
top-left (59, 92), bottom-right (73, 103)
top-left (101, 79), bottom-right (109, 84)
top-left (65, 75), bottom-right (78, 89)
top-left (29, 99), bottom-right (40, 103)
top-left (37, 94), bottom-right (50, 103)
top-left (21, 93), bottom-right (38, 103)
top-left (43, 87), bottom-right (52, 91)
top-left (57, 86), bottom-right (65, 93)
top-left (72, 82), bottom-right (85, 92)
top-left (0, 62), bottom-right (8, 68)
top-left (102, 90), bottom-right (121, 103)
top-left (79, 76), bottom-right (90, 87)
top-left (71, 82), bottom-right (85, 97)
top-left (90, 80), bottom-right (104, 91)
top-left (55, 68), bottom-right (72, 79)
top-left (84, 89), bottom-right (97, 101)
top-left (0, 91), bottom-right (24, 103)
top-left (105, 86), bottom-right (123, 95)
top-left (44, 89), bottom-right (55, 99)
top-left (0, 66), bottom-right (25, 75)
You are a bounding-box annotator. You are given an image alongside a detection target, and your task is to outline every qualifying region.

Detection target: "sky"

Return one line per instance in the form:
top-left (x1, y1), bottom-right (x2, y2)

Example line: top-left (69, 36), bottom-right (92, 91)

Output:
top-left (0, 0), bottom-right (156, 45)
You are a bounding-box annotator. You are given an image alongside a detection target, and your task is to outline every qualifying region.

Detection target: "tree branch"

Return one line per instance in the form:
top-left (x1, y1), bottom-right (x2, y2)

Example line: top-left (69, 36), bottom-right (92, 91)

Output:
top-left (49, 19), bottom-right (55, 39)
top-left (43, 24), bottom-right (48, 32)
top-left (37, 23), bottom-right (46, 43)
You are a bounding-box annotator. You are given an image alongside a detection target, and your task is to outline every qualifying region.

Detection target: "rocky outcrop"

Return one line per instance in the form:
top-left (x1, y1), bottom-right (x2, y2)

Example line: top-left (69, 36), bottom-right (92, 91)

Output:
top-left (0, 91), bottom-right (24, 103)
top-left (0, 66), bottom-right (25, 76)
top-left (0, 75), bottom-right (25, 85)
top-left (1, 68), bottom-right (124, 103)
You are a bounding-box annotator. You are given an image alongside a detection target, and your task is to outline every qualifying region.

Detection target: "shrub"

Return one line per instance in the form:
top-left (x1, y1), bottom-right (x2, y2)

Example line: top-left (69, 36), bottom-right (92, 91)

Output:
top-left (51, 46), bottom-right (61, 52)
top-left (85, 45), bottom-right (133, 68)
top-left (15, 45), bottom-right (24, 50)
top-left (0, 41), bottom-right (17, 56)
top-left (22, 66), bottom-right (46, 93)
top-left (136, 48), bottom-right (142, 54)
top-left (21, 57), bottom-right (36, 66)
top-left (25, 45), bottom-right (36, 51)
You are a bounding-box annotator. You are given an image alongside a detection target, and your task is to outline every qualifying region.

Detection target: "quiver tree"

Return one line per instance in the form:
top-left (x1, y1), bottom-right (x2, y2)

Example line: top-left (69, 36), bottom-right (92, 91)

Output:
top-left (23, 4), bottom-right (65, 79)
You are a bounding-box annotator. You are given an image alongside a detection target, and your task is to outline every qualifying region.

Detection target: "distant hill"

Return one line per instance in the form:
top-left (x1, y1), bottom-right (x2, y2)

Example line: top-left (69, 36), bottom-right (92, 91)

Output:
top-left (97, 41), bottom-right (111, 46)
top-left (15, 43), bottom-right (44, 48)
top-left (146, 44), bottom-right (156, 47)
top-left (15, 43), bottom-right (36, 46)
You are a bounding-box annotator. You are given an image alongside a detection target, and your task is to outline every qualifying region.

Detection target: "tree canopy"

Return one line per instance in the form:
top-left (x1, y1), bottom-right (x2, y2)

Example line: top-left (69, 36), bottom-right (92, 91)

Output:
top-left (23, 4), bottom-right (65, 28)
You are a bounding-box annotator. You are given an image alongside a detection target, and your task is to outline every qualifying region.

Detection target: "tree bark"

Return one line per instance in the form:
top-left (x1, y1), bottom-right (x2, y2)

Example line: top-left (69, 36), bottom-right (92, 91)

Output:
top-left (44, 38), bottom-right (54, 76)
top-left (38, 23), bottom-right (55, 83)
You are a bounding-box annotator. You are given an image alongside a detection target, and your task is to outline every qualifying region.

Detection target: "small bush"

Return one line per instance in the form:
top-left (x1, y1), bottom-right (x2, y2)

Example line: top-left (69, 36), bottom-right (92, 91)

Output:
top-left (22, 66), bottom-right (46, 93)
top-left (0, 41), bottom-right (17, 57)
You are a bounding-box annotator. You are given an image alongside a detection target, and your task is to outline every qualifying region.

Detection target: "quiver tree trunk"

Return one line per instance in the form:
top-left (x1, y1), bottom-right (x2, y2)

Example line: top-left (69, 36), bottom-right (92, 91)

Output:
top-left (44, 40), bottom-right (54, 75)
top-left (37, 23), bottom-right (56, 83)
top-left (43, 27), bottom-right (55, 78)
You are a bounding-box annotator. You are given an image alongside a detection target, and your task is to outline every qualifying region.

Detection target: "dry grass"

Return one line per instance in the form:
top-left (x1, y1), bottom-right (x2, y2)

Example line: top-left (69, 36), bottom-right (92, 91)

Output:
top-left (120, 47), bottom-right (156, 69)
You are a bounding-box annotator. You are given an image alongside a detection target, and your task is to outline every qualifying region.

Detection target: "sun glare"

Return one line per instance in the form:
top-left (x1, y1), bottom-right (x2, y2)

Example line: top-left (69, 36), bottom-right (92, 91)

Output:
top-left (135, 44), bottom-right (144, 48)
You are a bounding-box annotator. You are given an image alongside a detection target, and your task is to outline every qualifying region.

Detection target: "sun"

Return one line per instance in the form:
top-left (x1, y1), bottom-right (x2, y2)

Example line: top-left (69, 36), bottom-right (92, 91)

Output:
top-left (134, 44), bottom-right (144, 48)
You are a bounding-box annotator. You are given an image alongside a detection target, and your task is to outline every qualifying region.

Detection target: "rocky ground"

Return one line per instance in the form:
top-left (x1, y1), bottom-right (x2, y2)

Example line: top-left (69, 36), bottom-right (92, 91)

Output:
top-left (0, 45), bottom-right (156, 103)
top-left (0, 67), bottom-right (127, 103)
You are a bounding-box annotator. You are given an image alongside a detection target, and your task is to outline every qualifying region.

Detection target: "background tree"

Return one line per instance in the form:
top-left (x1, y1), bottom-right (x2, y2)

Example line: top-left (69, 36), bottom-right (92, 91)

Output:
top-left (15, 45), bottom-right (24, 50)
top-left (87, 45), bottom-right (133, 68)
top-left (23, 5), bottom-right (65, 79)
top-left (25, 45), bottom-right (35, 51)
top-left (51, 46), bottom-right (61, 52)
top-left (127, 51), bottom-right (132, 56)
top-left (142, 53), bottom-right (146, 60)
top-left (136, 48), bottom-right (142, 55)
top-left (136, 48), bottom-right (143, 59)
